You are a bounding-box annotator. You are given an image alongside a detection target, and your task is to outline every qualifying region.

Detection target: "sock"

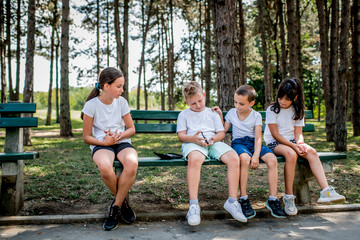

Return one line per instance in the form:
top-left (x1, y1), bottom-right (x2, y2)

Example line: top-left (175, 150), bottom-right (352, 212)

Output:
top-left (190, 199), bottom-right (199, 205)
top-left (284, 194), bottom-right (294, 198)
top-left (268, 196), bottom-right (277, 201)
top-left (228, 197), bottom-right (237, 203)
top-left (239, 195), bottom-right (248, 201)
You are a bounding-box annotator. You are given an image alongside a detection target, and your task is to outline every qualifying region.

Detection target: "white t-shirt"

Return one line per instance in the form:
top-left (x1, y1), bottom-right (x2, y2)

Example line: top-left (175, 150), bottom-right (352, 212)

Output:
top-left (225, 108), bottom-right (262, 140)
top-left (82, 97), bottom-right (131, 151)
top-left (263, 105), bottom-right (305, 144)
top-left (176, 107), bottom-right (225, 144)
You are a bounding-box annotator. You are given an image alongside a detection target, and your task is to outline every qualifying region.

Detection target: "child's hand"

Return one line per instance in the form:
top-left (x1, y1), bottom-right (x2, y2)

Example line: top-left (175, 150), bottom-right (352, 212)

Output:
top-left (103, 129), bottom-right (122, 145)
top-left (297, 143), bottom-right (308, 153)
top-left (194, 131), bottom-right (208, 147)
top-left (212, 106), bottom-right (222, 116)
top-left (250, 156), bottom-right (259, 169)
top-left (208, 137), bottom-right (215, 146)
top-left (294, 144), bottom-right (306, 157)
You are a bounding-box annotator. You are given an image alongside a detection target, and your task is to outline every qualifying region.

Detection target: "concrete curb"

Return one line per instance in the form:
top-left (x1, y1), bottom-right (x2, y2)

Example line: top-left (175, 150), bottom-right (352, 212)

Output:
top-left (1, 204), bottom-right (359, 225)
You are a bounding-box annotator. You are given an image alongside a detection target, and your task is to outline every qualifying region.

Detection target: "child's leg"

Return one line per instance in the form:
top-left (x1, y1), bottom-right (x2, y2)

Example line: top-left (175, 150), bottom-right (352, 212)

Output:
top-left (187, 150), bottom-right (206, 200)
top-left (260, 153), bottom-right (278, 197)
top-left (220, 150), bottom-right (240, 198)
top-left (239, 153), bottom-right (251, 197)
top-left (115, 148), bottom-right (138, 206)
top-left (273, 145), bottom-right (298, 195)
top-left (93, 149), bottom-right (118, 195)
top-left (302, 145), bottom-right (328, 189)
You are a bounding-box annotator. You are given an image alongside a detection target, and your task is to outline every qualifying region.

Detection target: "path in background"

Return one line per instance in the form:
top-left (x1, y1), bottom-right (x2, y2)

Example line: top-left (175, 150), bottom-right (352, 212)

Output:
top-left (1, 211), bottom-right (359, 240)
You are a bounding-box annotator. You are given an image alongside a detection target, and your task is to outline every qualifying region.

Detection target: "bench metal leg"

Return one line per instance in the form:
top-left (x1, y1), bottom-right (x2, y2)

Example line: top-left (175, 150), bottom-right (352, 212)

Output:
top-left (293, 161), bottom-right (314, 204)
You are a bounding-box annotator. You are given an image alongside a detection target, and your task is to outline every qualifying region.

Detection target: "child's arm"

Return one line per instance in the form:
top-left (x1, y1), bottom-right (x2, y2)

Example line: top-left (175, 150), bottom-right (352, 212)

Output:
top-left (177, 130), bottom-right (208, 147)
top-left (208, 131), bottom-right (225, 145)
top-left (83, 114), bottom-right (120, 146)
top-left (294, 126), bottom-right (307, 154)
top-left (119, 112), bottom-right (136, 140)
top-left (268, 124), bottom-right (299, 152)
top-left (250, 125), bottom-right (262, 169)
top-left (212, 106), bottom-right (224, 126)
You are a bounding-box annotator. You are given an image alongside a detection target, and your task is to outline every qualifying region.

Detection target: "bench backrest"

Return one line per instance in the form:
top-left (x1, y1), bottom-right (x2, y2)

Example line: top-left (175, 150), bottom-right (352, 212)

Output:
top-left (0, 103), bottom-right (38, 128)
top-left (130, 110), bottom-right (314, 133)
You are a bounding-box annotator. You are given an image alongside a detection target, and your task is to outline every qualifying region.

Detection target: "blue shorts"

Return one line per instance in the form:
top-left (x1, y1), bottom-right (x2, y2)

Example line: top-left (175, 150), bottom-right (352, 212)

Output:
top-left (231, 136), bottom-right (273, 157)
top-left (92, 142), bottom-right (135, 161)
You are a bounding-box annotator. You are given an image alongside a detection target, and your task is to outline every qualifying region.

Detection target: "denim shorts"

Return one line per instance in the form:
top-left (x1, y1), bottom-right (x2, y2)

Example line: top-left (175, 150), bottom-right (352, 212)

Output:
top-left (92, 142), bottom-right (135, 161)
top-left (267, 139), bottom-right (296, 151)
top-left (231, 136), bottom-right (273, 157)
top-left (182, 142), bottom-right (234, 161)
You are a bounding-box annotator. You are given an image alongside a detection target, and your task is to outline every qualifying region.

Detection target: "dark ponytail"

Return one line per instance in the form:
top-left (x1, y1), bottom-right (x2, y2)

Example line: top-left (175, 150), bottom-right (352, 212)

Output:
top-left (270, 77), bottom-right (305, 120)
top-left (81, 67), bottom-right (123, 120)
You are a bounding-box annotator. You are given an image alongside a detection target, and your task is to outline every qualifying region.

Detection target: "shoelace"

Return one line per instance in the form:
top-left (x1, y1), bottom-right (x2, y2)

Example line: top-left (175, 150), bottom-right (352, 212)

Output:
top-left (109, 206), bottom-right (119, 219)
top-left (285, 196), bottom-right (295, 205)
top-left (242, 200), bottom-right (251, 209)
top-left (189, 205), bottom-right (199, 215)
top-left (272, 200), bottom-right (282, 210)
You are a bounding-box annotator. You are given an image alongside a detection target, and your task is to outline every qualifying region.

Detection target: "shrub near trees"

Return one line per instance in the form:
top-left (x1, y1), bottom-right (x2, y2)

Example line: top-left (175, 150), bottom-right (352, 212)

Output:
top-left (0, 0), bottom-right (359, 151)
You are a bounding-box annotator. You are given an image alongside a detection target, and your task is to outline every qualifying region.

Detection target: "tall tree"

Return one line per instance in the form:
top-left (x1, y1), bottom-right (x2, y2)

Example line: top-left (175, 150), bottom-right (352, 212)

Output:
top-left (238, 0), bottom-right (246, 85)
top-left (334, 0), bottom-right (350, 151)
top-left (205, 0), bottom-right (211, 106)
top-left (46, 0), bottom-right (58, 125)
top-left (0, 0), bottom-right (6, 103)
top-left (96, 0), bottom-right (100, 75)
top-left (352, 0), bottom-right (360, 136)
top-left (55, 33), bottom-right (60, 123)
top-left (6, 0), bottom-right (13, 100)
top-left (277, 0), bottom-right (287, 81)
top-left (15, 0), bottom-right (21, 101)
top-left (167, 0), bottom-right (175, 110)
top-left (295, 0), bottom-right (302, 82)
top-left (23, 0), bottom-right (36, 145)
top-left (60, 0), bottom-right (73, 137)
top-left (287, 0), bottom-right (298, 79)
top-left (316, 0), bottom-right (333, 141)
top-left (213, 0), bottom-right (240, 110)
top-left (258, 0), bottom-right (272, 108)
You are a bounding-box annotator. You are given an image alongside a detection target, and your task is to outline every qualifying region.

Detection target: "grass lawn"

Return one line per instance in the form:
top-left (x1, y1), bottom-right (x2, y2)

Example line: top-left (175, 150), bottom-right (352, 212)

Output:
top-left (1, 110), bottom-right (359, 215)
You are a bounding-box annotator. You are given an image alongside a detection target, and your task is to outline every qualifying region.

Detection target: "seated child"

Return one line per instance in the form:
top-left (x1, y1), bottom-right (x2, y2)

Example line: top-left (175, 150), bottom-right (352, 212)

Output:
top-left (214, 85), bottom-right (286, 218)
top-left (177, 81), bottom-right (247, 226)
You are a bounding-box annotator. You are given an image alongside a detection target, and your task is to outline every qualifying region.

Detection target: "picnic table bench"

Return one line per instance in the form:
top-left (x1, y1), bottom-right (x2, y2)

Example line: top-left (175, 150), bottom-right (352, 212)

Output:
top-left (114, 110), bottom-right (346, 204)
top-left (0, 102), bottom-right (39, 215)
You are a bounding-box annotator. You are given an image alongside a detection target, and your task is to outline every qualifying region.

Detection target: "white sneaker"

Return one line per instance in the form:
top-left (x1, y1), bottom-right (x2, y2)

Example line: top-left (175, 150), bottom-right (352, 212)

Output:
top-left (283, 195), bottom-right (298, 216)
top-left (187, 204), bottom-right (201, 226)
top-left (317, 186), bottom-right (345, 204)
top-left (223, 199), bottom-right (247, 223)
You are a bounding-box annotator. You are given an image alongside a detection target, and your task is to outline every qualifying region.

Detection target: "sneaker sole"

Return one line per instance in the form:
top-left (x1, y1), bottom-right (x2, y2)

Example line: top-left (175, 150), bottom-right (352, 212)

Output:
top-left (103, 223), bottom-right (119, 231)
top-left (224, 205), bottom-right (247, 223)
top-left (245, 211), bottom-right (256, 219)
top-left (265, 202), bottom-right (286, 219)
top-left (317, 197), bottom-right (345, 204)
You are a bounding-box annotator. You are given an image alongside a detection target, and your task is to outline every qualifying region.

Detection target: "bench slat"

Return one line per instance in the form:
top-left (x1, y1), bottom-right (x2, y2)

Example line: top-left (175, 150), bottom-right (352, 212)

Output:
top-left (0, 117), bottom-right (38, 128)
top-left (113, 152), bottom-right (346, 168)
top-left (0, 103), bottom-right (36, 113)
top-left (0, 152), bottom-right (39, 161)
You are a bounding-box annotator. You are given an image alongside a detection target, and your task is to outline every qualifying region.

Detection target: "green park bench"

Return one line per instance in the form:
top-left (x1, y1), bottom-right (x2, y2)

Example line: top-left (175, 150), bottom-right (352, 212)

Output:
top-left (114, 110), bottom-right (346, 205)
top-left (0, 102), bottom-right (39, 215)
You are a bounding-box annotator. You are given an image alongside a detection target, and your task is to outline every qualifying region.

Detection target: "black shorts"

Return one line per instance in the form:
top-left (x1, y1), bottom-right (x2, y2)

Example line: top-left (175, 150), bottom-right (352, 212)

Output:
top-left (267, 139), bottom-right (296, 151)
top-left (92, 142), bottom-right (135, 161)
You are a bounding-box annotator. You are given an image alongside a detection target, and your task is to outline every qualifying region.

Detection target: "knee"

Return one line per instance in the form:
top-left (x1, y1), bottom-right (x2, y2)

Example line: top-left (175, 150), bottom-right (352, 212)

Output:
top-left (187, 151), bottom-right (205, 168)
top-left (98, 165), bottom-right (115, 180)
top-left (267, 156), bottom-right (278, 170)
top-left (306, 146), bottom-right (317, 156)
top-left (222, 151), bottom-right (240, 168)
top-left (240, 154), bottom-right (251, 166)
top-left (122, 158), bottom-right (138, 176)
top-left (285, 150), bottom-right (298, 163)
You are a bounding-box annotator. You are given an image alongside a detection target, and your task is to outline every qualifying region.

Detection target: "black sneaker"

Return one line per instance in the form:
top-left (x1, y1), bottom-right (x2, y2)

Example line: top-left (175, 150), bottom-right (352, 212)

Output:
top-left (266, 199), bottom-right (286, 218)
top-left (120, 198), bottom-right (136, 224)
top-left (239, 198), bottom-right (256, 219)
top-left (103, 204), bottom-right (120, 231)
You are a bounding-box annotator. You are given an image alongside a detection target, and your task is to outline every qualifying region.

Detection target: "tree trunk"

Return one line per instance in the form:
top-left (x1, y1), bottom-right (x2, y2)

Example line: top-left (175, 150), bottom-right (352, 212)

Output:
top-left (96, 0), bottom-right (100, 75)
top-left (238, 0), bottom-right (246, 85)
top-left (213, 0), bottom-right (240, 110)
top-left (46, 0), bottom-right (58, 126)
top-left (122, 0), bottom-right (129, 100)
top-left (167, 0), bottom-right (175, 110)
top-left (258, 0), bottom-right (272, 108)
top-left (60, 0), bottom-right (73, 137)
top-left (329, 0), bottom-right (339, 134)
top-left (15, 0), bottom-right (20, 101)
top-left (55, 35), bottom-right (60, 123)
top-left (0, 0), bottom-right (6, 103)
top-left (287, 0), bottom-right (298, 78)
top-left (190, 36), bottom-right (196, 82)
top-left (199, 1), bottom-right (204, 89)
top-left (334, 0), bottom-right (350, 151)
top-left (205, 0), bottom-right (211, 106)
top-left (278, 0), bottom-right (287, 82)
top-left (23, 0), bottom-right (36, 146)
top-left (137, 0), bottom-right (153, 110)
top-left (352, 0), bottom-right (360, 136)
top-left (6, 0), bottom-right (13, 100)
top-left (295, 0), bottom-right (302, 82)
top-left (316, 0), bottom-right (334, 141)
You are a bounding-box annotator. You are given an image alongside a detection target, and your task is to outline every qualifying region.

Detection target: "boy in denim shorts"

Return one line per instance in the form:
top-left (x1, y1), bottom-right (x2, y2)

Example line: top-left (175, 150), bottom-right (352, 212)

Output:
top-left (213, 85), bottom-right (286, 219)
top-left (177, 81), bottom-right (247, 226)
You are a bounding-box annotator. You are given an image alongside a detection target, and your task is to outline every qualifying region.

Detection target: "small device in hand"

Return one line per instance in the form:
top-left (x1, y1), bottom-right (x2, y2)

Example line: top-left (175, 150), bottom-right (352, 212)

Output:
top-left (201, 132), bottom-right (209, 144)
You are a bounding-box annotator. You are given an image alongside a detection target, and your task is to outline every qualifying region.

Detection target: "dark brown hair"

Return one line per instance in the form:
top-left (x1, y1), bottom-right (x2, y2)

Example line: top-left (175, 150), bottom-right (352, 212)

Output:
top-left (81, 67), bottom-right (123, 119)
top-left (235, 85), bottom-right (257, 102)
top-left (270, 77), bottom-right (305, 120)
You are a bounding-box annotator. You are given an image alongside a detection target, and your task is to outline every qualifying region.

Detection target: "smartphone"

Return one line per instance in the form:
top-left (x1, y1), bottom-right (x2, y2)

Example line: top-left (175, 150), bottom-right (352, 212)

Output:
top-left (201, 132), bottom-right (209, 144)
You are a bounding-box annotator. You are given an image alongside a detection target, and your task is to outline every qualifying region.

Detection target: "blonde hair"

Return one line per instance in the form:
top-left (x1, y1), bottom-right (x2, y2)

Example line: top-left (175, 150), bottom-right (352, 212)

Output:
top-left (235, 85), bottom-right (257, 102)
top-left (183, 81), bottom-right (203, 99)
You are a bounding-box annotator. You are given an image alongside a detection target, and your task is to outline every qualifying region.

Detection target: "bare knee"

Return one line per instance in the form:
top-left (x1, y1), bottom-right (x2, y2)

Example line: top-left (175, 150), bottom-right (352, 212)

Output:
top-left (266, 155), bottom-right (278, 170)
top-left (122, 158), bottom-right (138, 177)
top-left (284, 150), bottom-right (297, 164)
top-left (98, 165), bottom-right (115, 180)
top-left (240, 154), bottom-right (251, 167)
top-left (221, 151), bottom-right (240, 169)
top-left (187, 151), bottom-right (205, 169)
